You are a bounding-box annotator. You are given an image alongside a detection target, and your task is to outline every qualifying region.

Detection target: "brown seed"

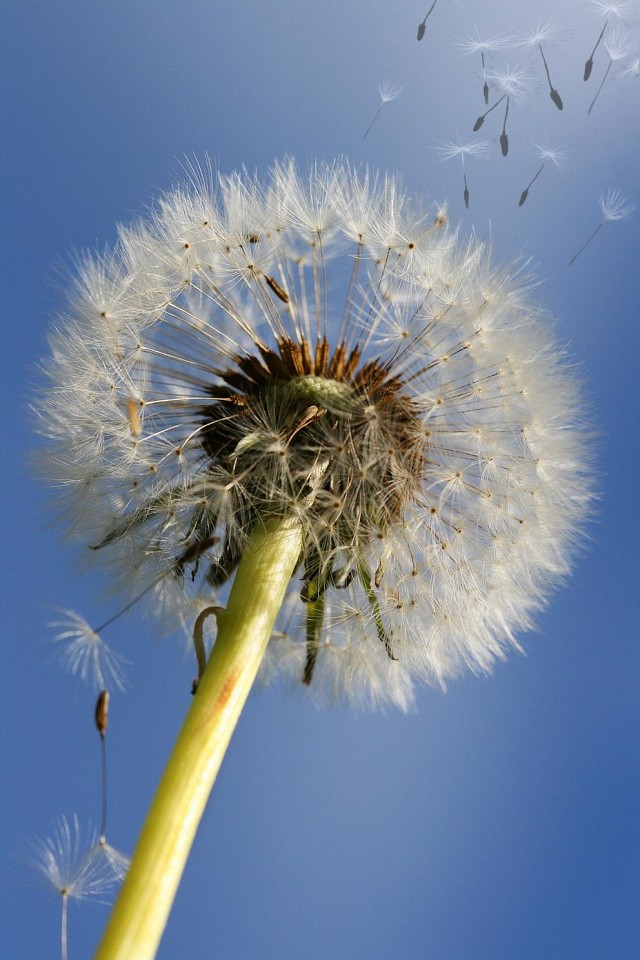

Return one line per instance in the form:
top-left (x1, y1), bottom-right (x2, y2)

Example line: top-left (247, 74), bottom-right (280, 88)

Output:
top-left (264, 275), bottom-right (290, 303)
top-left (126, 397), bottom-right (141, 437)
top-left (95, 690), bottom-right (109, 738)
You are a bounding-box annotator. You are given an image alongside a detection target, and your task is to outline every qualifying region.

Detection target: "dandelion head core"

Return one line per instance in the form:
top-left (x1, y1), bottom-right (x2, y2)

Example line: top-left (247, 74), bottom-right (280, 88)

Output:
top-left (200, 337), bottom-right (426, 545)
top-left (38, 159), bottom-right (592, 709)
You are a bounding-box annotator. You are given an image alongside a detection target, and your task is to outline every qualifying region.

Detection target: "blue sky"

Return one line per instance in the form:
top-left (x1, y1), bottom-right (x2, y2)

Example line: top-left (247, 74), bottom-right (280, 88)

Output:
top-left (2, 1), bottom-right (639, 958)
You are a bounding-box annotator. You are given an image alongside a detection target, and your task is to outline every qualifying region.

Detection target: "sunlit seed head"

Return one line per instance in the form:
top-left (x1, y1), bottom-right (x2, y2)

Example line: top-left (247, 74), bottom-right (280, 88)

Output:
top-left (30, 815), bottom-right (116, 901)
top-left (38, 159), bottom-right (593, 709)
top-left (486, 64), bottom-right (533, 99)
top-left (599, 188), bottom-right (636, 220)
top-left (533, 142), bottom-right (568, 168)
top-left (515, 17), bottom-right (573, 47)
top-left (456, 31), bottom-right (513, 55)
top-left (603, 27), bottom-right (633, 59)
top-left (50, 610), bottom-right (128, 691)
top-left (377, 79), bottom-right (403, 103)
top-left (436, 139), bottom-right (490, 163)
top-left (590, 0), bottom-right (638, 24)
top-left (95, 837), bottom-right (130, 885)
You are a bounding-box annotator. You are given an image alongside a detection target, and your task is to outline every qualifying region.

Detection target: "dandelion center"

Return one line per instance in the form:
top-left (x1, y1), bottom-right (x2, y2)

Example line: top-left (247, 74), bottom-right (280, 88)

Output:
top-left (199, 334), bottom-right (426, 582)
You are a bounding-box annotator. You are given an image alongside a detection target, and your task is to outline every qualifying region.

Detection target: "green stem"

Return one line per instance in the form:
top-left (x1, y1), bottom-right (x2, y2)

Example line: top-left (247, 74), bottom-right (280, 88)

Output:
top-left (94, 516), bottom-right (303, 960)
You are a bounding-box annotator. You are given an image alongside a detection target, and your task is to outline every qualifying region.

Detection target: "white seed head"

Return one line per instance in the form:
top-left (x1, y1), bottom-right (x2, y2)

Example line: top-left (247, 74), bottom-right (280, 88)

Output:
top-left (436, 139), bottom-right (491, 163)
top-left (533, 142), bottom-right (568, 168)
top-left (377, 79), bottom-right (403, 103)
top-left (456, 31), bottom-right (513, 56)
top-left (590, 0), bottom-right (638, 26)
top-left (50, 610), bottom-right (128, 691)
top-left (30, 815), bottom-right (117, 901)
top-left (37, 159), bottom-right (593, 710)
top-left (598, 187), bottom-right (636, 220)
top-left (486, 64), bottom-right (534, 99)
top-left (515, 17), bottom-right (573, 48)
top-left (603, 27), bottom-right (633, 59)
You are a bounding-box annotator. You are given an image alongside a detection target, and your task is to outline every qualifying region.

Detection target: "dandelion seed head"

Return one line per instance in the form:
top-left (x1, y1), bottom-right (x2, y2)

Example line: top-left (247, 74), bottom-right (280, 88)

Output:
top-left (515, 17), bottom-right (572, 47)
top-left (590, 0), bottom-right (638, 25)
top-left (486, 64), bottom-right (534, 99)
top-left (622, 54), bottom-right (640, 76)
top-left (456, 31), bottom-right (513, 56)
top-left (603, 27), bottom-right (633, 59)
top-left (533, 142), bottom-right (568, 168)
top-left (436, 139), bottom-right (491, 163)
top-left (37, 160), bottom-right (593, 710)
top-left (598, 187), bottom-right (636, 219)
top-left (377, 80), bottom-right (403, 103)
top-left (30, 815), bottom-right (116, 902)
top-left (50, 610), bottom-right (128, 691)
top-left (96, 837), bottom-right (130, 885)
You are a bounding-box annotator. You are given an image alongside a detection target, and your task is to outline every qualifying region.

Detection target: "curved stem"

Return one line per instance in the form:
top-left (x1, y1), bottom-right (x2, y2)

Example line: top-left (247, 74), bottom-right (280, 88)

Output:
top-left (94, 516), bottom-right (303, 960)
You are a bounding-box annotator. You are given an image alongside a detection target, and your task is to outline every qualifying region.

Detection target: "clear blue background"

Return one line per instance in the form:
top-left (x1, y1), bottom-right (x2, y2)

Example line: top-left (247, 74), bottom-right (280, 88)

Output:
top-left (2, 1), bottom-right (639, 957)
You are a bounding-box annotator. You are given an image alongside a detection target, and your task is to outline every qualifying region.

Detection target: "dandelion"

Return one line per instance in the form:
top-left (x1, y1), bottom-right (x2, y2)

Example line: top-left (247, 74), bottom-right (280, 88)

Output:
top-left (363, 80), bottom-right (402, 139)
top-left (621, 54), bottom-right (640, 76)
top-left (436, 137), bottom-right (489, 208)
top-left (515, 18), bottom-right (570, 110)
top-left (518, 143), bottom-right (567, 207)
top-left (583, 1), bottom-right (637, 81)
top-left (587, 29), bottom-right (632, 113)
top-left (457, 30), bottom-right (513, 103)
top-left (476, 65), bottom-right (532, 155)
top-left (568, 188), bottom-right (635, 264)
top-left (37, 160), bottom-right (592, 957)
top-left (417, 0), bottom-right (440, 41)
top-left (31, 815), bottom-right (117, 960)
top-left (50, 610), bottom-right (128, 691)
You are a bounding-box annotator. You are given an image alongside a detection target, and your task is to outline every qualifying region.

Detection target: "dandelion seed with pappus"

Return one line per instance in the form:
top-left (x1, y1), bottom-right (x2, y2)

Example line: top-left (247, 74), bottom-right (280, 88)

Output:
top-left (50, 610), bottom-right (129, 691)
top-left (363, 80), bottom-right (402, 139)
top-left (37, 159), bottom-right (592, 960)
top-left (476, 65), bottom-right (531, 155)
top-left (587, 29), bottom-right (632, 113)
top-left (515, 17), bottom-right (570, 110)
top-left (457, 30), bottom-right (513, 104)
top-left (30, 815), bottom-right (120, 960)
top-left (518, 143), bottom-right (567, 207)
top-left (568, 188), bottom-right (635, 264)
top-left (584, 2), bottom-right (638, 80)
top-left (436, 137), bottom-right (489, 209)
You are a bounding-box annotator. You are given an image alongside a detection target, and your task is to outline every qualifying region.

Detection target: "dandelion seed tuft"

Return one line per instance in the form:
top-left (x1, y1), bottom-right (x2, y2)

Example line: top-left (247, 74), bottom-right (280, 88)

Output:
top-left (38, 159), bottom-right (593, 710)
top-left (568, 188), bottom-right (635, 264)
top-left (31, 814), bottom-right (116, 901)
top-left (599, 187), bottom-right (635, 219)
top-left (50, 610), bottom-right (128, 691)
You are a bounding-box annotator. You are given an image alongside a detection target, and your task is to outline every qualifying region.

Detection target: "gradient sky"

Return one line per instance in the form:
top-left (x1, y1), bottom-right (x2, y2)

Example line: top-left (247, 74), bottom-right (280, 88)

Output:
top-left (2, 1), bottom-right (639, 958)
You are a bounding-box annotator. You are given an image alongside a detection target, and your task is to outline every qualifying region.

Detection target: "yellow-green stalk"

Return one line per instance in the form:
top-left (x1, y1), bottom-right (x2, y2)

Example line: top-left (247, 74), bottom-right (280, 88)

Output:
top-left (95, 516), bottom-right (303, 960)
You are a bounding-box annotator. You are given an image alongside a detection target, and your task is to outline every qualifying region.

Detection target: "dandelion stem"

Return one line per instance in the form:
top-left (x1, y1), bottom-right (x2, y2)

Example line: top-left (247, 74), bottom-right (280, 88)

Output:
top-left (585, 22), bottom-right (608, 80)
top-left (587, 58), bottom-right (612, 114)
top-left (60, 891), bottom-right (68, 960)
top-left (94, 515), bottom-right (303, 960)
top-left (472, 93), bottom-right (506, 131)
top-left (363, 104), bottom-right (382, 140)
top-left (519, 163), bottom-right (546, 204)
top-left (568, 222), bottom-right (602, 266)
top-left (99, 733), bottom-right (108, 839)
